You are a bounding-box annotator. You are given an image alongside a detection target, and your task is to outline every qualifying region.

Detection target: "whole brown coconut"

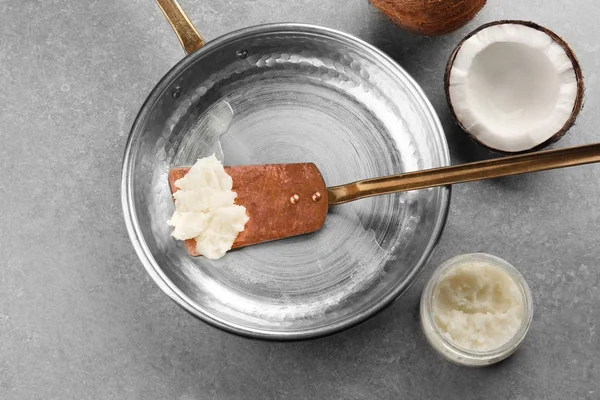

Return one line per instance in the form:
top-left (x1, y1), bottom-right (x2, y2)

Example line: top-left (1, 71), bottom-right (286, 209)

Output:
top-left (370, 0), bottom-right (486, 36)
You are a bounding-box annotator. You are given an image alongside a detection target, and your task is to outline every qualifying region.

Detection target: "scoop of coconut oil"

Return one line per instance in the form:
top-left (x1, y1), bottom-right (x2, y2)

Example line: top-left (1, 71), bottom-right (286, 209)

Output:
top-left (431, 261), bottom-right (524, 351)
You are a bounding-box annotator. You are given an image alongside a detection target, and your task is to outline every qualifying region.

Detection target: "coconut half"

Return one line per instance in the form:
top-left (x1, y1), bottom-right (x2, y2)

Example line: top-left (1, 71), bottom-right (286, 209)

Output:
top-left (445, 20), bottom-right (584, 153)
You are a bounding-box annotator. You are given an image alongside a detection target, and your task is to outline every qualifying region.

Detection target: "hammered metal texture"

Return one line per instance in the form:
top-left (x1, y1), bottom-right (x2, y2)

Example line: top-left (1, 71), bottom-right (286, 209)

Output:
top-left (122, 24), bottom-right (450, 339)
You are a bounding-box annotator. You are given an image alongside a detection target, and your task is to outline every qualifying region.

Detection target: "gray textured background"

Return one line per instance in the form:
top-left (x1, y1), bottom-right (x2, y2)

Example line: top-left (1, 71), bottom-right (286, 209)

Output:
top-left (1, 0), bottom-right (599, 399)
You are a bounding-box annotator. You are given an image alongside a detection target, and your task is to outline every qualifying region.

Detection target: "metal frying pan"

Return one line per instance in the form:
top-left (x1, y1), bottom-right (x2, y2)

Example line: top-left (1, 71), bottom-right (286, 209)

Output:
top-left (121, 0), bottom-right (450, 340)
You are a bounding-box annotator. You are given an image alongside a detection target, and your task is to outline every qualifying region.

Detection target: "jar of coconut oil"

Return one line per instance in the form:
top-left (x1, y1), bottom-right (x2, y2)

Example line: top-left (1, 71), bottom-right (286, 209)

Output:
top-left (420, 253), bottom-right (533, 367)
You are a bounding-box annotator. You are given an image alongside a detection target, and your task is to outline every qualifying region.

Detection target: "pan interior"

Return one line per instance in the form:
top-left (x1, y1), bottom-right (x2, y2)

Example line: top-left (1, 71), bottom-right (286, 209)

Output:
top-left (125, 26), bottom-right (449, 338)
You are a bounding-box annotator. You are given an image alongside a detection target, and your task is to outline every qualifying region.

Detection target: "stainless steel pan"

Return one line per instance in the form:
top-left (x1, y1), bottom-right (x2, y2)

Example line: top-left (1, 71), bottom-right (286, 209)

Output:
top-left (121, 0), bottom-right (450, 340)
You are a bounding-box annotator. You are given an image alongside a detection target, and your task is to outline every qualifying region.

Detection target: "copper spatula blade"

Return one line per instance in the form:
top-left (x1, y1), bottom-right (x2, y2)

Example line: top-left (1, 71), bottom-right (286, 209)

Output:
top-left (168, 163), bottom-right (328, 256)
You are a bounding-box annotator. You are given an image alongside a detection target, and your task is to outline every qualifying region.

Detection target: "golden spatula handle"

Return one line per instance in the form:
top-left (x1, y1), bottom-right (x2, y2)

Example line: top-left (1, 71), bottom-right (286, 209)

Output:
top-left (156, 0), bottom-right (204, 54)
top-left (328, 143), bottom-right (600, 205)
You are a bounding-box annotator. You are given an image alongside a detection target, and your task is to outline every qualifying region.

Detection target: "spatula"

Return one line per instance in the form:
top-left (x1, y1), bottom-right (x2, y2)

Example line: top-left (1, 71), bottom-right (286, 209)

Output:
top-left (169, 143), bottom-right (600, 256)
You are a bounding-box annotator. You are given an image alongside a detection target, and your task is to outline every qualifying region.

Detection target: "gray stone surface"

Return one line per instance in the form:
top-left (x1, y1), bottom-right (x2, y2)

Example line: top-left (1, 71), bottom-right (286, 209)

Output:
top-left (1, 0), bottom-right (599, 398)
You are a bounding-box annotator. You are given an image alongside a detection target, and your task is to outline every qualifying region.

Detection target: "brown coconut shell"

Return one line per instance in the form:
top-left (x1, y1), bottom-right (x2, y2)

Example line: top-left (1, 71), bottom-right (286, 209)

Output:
top-left (370, 0), bottom-right (486, 36)
top-left (444, 20), bottom-right (585, 154)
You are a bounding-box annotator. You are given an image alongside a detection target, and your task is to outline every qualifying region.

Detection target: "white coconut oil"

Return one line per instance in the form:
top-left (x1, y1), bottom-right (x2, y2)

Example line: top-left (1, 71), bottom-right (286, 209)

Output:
top-left (167, 155), bottom-right (249, 260)
top-left (431, 261), bottom-right (524, 351)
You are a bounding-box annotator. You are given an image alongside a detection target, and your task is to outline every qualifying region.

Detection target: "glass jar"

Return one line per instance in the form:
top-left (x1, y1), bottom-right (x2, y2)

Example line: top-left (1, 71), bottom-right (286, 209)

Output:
top-left (420, 253), bottom-right (534, 367)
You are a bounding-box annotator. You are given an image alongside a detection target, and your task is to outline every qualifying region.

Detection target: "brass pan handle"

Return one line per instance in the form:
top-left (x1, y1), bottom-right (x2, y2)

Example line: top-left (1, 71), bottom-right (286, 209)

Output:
top-left (328, 143), bottom-right (600, 205)
top-left (156, 0), bottom-right (204, 54)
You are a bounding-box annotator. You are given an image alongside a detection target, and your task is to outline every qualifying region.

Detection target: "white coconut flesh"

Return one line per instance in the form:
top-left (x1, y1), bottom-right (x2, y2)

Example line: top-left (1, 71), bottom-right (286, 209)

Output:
top-left (447, 23), bottom-right (580, 152)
